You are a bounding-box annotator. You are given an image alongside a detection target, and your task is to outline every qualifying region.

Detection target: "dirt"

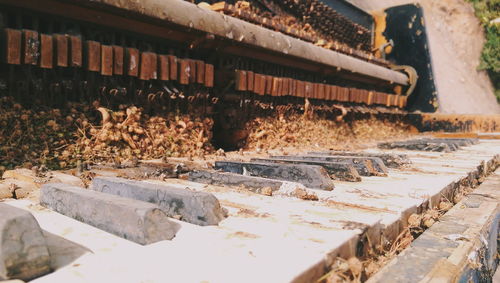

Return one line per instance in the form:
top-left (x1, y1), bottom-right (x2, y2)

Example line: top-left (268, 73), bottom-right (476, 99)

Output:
top-left (348, 0), bottom-right (500, 114)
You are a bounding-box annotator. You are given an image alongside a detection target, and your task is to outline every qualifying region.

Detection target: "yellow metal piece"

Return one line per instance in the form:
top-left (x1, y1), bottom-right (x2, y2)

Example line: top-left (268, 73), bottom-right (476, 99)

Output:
top-left (390, 64), bottom-right (418, 97)
top-left (372, 10), bottom-right (392, 58)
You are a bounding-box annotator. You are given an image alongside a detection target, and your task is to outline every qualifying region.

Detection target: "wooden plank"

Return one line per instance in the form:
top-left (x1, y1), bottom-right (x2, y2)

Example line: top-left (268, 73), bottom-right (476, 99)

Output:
top-left (196, 60), bottom-right (205, 84)
top-left (39, 34), bottom-right (53, 69)
top-left (204, 63), bottom-right (214, 87)
top-left (5, 29), bottom-right (22, 65)
top-left (158, 55), bottom-right (169, 81)
top-left (86, 40), bottom-right (101, 72)
top-left (113, 46), bottom-right (124, 75)
top-left (235, 70), bottom-right (247, 91)
top-left (69, 36), bottom-right (82, 67)
top-left (54, 34), bottom-right (68, 67)
top-left (101, 45), bottom-right (113, 76)
top-left (168, 55), bottom-right (178, 81)
top-left (179, 59), bottom-right (190, 85)
top-left (126, 47), bottom-right (139, 77)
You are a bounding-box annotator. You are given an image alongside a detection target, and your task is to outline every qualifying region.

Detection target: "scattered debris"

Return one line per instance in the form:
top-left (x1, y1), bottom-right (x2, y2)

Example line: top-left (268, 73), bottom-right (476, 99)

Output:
top-left (0, 97), bottom-right (214, 170)
top-left (244, 114), bottom-right (412, 151)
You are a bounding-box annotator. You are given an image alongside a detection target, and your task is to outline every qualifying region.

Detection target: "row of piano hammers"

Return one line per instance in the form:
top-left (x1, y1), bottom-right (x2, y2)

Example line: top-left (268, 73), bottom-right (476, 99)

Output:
top-left (3, 28), bottom-right (214, 87)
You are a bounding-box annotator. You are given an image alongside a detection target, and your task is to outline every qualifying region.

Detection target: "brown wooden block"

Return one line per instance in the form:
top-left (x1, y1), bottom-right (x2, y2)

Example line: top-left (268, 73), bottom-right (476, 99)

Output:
top-left (318, 84), bottom-right (325, 100)
top-left (282, 78), bottom-right (289, 96)
top-left (150, 53), bottom-right (158, 80)
top-left (254, 73), bottom-right (263, 95)
top-left (289, 79), bottom-right (295, 96)
top-left (260, 74), bottom-right (267, 95)
top-left (385, 94), bottom-right (391, 106)
top-left (346, 88), bottom-right (352, 102)
top-left (356, 89), bottom-right (362, 103)
top-left (196, 60), bottom-right (205, 84)
top-left (188, 60), bottom-right (196, 83)
top-left (336, 87), bottom-right (342, 101)
top-left (297, 80), bottom-right (305, 97)
top-left (168, 55), bottom-right (178, 81)
top-left (101, 45), bottom-right (113, 76)
top-left (344, 88), bottom-right (350, 102)
top-left (23, 30), bottom-right (39, 65)
top-left (349, 89), bottom-right (356, 102)
top-left (305, 82), bottom-right (313, 98)
top-left (361, 90), bottom-right (369, 104)
top-left (69, 36), bottom-right (82, 67)
top-left (377, 92), bottom-right (385, 105)
top-left (330, 85), bottom-right (337, 101)
top-left (158, 55), bottom-right (169, 81)
top-left (359, 90), bottom-right (365, 103)
top-left (86, 40), bottom-right (101, 72)
top-left (139, 52), bottom-right (150, 80)
top-left (384, 94), bottom-right (390, 106)
top-left (125, 48), bottom-right (139, 77)
top-left (392, 95), bottom-right (398, 107)
top-left (277, 78), bottom-right (284, 96)
top-left (179, 59), bottom-right (190, 85)
top-left (113, 46), bottom-right (124, 75)
top-left (54, 34), bottom-right (68, 67)
top-left (326, 84), bottom-right (332, 100)
top-left (140, 52), bottom-right (157, 80)
top-left (204, 64), bottom-right (214, 87)
top-left (5, 29), bottom-right (22, 65)
top-left (313, 83), bottom-right (320, 99)
top-left (246, 71), bottom-right (254, 92)
top-left (252, 73), bottom-right (260, 94)
top-left (235, 70), bottom-right (247, 91)
top-left (349, 88), bottom-right (356, 102)
top-left (337, 87), bottom-right (345, 101)
top-left (271, 77), bottom-right (279, 96)
top-left (373, 92), bottom-right (381, 104)
top-left (367, 91), bottom-right (373, 105)
top-left (379, 93), bottom-right (386, 105)
top-left (39, 34), bottom-right (53, 69)
top-left (265, 75), bottom-right (273, 95)
top-left (252, 73), bottom-right (259, 95)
